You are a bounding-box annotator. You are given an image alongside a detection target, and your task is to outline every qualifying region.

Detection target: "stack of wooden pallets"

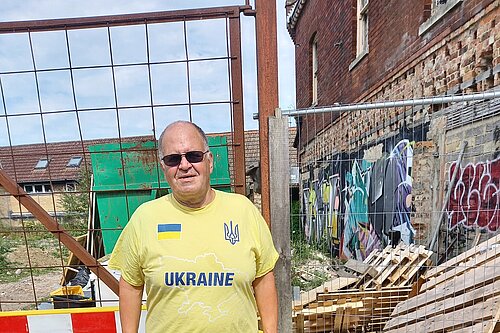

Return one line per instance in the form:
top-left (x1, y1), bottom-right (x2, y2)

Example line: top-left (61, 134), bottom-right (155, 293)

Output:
top-left (292, 243), bottom-right (433, 332)
top-left (384, 234), bottom-right (500, 333)
top-left (354, 244), bottom-right (433, 289)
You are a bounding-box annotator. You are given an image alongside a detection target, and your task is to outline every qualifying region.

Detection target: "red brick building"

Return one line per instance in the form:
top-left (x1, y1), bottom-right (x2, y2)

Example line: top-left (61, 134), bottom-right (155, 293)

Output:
top-left (287, 0), bottom-right (500, 259)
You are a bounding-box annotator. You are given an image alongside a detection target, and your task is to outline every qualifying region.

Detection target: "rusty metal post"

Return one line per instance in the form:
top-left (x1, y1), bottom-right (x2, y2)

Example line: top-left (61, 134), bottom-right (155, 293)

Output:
top-left (255, 0), bottom-right (279, 225)
top-left (0, 169), bottom-right (120, 296)
top-left (229, 15), bottom-right (247, 196)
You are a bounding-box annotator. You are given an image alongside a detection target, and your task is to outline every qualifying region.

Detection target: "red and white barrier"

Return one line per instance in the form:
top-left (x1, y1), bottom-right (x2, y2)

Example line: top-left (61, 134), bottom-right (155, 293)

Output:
top-left (0, 307), bottom-right (146, 333)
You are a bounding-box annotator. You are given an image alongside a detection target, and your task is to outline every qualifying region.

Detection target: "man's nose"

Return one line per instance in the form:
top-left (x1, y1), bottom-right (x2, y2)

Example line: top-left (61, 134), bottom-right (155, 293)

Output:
top-left (178, 155), bottom-right (191, 169)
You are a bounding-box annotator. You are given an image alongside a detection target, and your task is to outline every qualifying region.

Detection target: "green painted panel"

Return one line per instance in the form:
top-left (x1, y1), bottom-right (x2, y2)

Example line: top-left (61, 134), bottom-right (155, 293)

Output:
top-left (90, 137), bottom-right (231, 254)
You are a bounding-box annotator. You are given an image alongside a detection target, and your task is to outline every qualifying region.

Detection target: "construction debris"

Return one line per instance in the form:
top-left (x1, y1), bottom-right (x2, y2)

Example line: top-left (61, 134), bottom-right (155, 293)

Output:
top-left (293, 243), bottom-right (433, 332)
top-left (384, 234), bottom-right (500, 333)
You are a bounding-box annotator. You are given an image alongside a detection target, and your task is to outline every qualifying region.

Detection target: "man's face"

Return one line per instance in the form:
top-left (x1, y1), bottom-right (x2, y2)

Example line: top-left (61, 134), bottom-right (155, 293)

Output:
top-left (160, 123), bottom-right (213, 207)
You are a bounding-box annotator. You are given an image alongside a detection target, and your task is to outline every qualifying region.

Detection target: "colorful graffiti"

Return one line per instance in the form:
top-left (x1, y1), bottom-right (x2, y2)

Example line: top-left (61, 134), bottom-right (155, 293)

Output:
top-left (446, 156), bottom-right (500, 232)
top-left (301, 139), bottom-right (416, 260)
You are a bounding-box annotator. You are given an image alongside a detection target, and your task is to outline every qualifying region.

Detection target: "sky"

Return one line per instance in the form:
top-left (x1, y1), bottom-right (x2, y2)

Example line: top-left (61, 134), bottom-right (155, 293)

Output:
top-left (0, 0), bottom-right (296, 146)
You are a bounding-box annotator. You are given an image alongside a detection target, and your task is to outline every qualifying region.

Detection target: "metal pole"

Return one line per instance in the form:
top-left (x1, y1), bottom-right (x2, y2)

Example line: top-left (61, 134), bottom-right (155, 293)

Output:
top-left (277, 90), bottom-right (500, 117)
top-left (255, 0), bottom-right (279, 225)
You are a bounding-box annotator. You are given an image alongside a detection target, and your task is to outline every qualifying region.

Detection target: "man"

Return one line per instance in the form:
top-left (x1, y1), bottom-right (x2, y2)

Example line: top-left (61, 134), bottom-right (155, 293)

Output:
top-left (109, 121), bottom-right (279, 333)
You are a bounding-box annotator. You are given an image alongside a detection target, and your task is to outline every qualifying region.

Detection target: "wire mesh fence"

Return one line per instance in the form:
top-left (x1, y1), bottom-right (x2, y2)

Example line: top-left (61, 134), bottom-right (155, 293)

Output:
top-left (287, 93), bottom-right (500, 332)
top-left (0, 6), bottom-right (249, 312)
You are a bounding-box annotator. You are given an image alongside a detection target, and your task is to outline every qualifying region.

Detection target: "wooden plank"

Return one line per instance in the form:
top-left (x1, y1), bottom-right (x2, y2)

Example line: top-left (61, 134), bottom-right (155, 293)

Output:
top-left (385, 296), bottom-right (500, 333)
top-left (421, 243), bottom-right (500, 292)
top-left (295, 313), bottom-right (305, 333)
top-left (293, 277), bottom-right (358, 309)
top-left (317, 287), bottom-right (412, 302)
top-left (269, 114), bottom-right (292, 333)
top-left (485, 303), bottom-right (500, 333)
top-left (451, 322), bottom-right (491, 333)
top-left (333, 308), bottom-right (343, 333)
top-left (60, 234), bottom-right (87, 285)
top-left (391, 256), bottom-right (500, 317)
top-left (385, 278), bottom-right (500, 330)
top-left (425, 233), bottom-right (500, 280)
top-left (344, 259), bottom-right (378, 277)
top-left (399, 255), bottom-right (430, 285)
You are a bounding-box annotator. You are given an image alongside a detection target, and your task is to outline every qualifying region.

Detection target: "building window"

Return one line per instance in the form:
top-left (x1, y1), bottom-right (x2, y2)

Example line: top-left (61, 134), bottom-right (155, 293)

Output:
top-left (311, 36), bottom-right (318, 106)
top-left (356, 0), bottom-right (369, 57)
top-left (34, 158), bottom-right (49, 169)
top-left (419, 0), bottom-right (464, 35)
top-left (24, 184), bottom-right (52, 193)
top-left (66, 183), bottom-right (77, 192)
top-left (67, 156), bottom-right (83, 167)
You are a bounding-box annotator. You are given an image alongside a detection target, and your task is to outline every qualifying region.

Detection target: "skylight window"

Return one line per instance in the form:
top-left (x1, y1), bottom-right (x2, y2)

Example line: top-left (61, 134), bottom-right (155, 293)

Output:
top-left (34, 158), bottom-right (49, 169)
top-left (67, 156), bottom-right (83, 167)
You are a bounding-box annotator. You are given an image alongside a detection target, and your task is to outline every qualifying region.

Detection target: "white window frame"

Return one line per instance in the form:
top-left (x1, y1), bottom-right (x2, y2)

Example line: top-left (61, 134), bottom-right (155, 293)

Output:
top-left (419, 0), bottom-right (464, 35)
top-left (24, 183), bottom-right (52, 194)
top-left (311, 36), bottom-right (318, 106)
top-left (356, 0), bottom-right (369, 57)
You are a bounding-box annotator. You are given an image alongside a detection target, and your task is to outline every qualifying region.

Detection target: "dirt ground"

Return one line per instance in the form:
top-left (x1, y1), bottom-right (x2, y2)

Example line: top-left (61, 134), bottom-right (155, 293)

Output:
top-left (1, 245), bottom-right (63, 311)
top-left (0, 271), bottom-right (61, 311)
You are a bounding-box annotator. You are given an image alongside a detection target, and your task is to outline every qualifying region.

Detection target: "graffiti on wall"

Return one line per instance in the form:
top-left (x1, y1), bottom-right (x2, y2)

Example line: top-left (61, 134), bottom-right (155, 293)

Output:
top-left (301, 139), bottom-right (416, 260)
top-left (446, 156), bottom-right (500, 232)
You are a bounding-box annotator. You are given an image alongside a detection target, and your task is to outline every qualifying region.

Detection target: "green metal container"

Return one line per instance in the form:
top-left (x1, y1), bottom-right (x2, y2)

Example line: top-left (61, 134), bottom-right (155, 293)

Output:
top-left (89, 137), bottom-right (231, 254)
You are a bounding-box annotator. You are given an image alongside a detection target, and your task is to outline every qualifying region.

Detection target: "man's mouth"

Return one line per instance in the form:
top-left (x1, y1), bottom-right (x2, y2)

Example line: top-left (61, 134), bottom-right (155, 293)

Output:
top-left (178, 174), bottom-right (196, 180)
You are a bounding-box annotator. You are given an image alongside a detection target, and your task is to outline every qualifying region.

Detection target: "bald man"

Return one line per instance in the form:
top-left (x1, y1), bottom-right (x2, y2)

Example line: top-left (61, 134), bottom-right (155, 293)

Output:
top-left (109, 121), bottom-right (279, 333)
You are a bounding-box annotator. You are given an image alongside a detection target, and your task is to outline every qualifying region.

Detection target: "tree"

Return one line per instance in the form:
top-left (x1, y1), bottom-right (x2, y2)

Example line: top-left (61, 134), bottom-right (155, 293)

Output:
top-left (59, 168), bottom-right (92, 224)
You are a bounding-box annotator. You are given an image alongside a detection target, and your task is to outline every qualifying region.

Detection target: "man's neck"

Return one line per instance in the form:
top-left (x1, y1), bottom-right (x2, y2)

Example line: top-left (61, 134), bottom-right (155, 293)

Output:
top-left (173, 188), bottom-right (215, 209)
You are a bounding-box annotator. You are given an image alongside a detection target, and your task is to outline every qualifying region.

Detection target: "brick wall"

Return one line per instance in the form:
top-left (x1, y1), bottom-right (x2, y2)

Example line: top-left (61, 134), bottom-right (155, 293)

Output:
top-left (292, 0), bottom-right (499, 152)
top-left (296, 0), bottom-right (500, 166)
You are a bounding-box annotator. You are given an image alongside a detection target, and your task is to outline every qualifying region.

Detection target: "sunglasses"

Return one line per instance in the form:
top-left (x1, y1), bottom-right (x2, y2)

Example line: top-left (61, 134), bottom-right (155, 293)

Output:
top-left (162, 150), bottom-right (209, 167)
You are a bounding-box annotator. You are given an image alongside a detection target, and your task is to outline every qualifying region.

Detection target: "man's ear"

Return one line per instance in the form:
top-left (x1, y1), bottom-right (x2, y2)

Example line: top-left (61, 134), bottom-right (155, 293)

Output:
top-left (208, 151), bottom-right (214, 173)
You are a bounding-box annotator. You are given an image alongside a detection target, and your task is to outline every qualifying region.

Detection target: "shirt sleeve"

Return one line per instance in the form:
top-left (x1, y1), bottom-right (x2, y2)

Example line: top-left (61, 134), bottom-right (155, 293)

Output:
top-left (251, 203), bottom-right (279, 278)
top-left (108, 211), bottom-right (145, 286)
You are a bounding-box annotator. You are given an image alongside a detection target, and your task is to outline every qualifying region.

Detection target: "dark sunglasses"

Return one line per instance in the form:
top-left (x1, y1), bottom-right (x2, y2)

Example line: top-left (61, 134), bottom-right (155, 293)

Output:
top-left (162, 150), bottom-right (209, 167)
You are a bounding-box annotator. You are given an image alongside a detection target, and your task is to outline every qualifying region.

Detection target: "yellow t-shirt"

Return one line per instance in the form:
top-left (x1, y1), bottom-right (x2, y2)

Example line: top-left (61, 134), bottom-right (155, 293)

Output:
top-left (109, 190), bottom-right (279, 333)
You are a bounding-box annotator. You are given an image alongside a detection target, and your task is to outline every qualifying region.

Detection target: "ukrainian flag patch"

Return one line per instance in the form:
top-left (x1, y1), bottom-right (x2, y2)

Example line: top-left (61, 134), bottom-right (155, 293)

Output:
top-left (157, 223), bottom-right (182, 240)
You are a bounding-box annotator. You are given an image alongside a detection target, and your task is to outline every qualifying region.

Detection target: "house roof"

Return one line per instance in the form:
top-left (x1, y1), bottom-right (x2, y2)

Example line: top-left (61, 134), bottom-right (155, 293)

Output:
top-left (0, 136), bottom-right (154, 184)
top-left (287, 0), bottom-right (307, 39)
top-left (0, 128), bottom-right (298, 185)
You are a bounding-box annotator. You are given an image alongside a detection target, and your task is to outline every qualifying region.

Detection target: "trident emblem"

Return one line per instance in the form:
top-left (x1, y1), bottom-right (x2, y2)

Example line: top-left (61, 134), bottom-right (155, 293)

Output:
top-left (224, 221), bottom-right (240, 245)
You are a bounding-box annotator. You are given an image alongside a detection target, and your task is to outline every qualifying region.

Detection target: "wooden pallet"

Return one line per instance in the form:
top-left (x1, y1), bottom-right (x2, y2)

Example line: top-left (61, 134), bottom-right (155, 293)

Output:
top-left (293, 277), bottom-right (359, 311)
top-left (354, 243), bottom-right (433, 289)
top-left (384, 235), bottom-right (500, 333)
top-left (293, 286), bottom-right (412, 333)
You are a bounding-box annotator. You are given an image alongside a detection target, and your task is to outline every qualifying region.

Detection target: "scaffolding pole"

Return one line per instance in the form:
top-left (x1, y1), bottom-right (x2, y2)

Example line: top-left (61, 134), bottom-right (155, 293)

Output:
top-left (278, 90), bottom-right (500, 117)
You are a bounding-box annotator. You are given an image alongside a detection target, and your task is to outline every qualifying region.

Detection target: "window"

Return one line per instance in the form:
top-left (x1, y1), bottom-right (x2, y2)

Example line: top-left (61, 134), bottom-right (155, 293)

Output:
top-left (311, 36), bottom-right (318, 106)
top-left (356, 0), bottom-right (369, 57)
top-left (67, 156), bottom-right (83, 167)
top-left (66, 182), bottom-right (77, 192)
top-left (34, 158), bottom-right (49, 169)
top-left (24, 184), bottom-right (52, 193)
top-left (420, 0), bottom-right (464, 35)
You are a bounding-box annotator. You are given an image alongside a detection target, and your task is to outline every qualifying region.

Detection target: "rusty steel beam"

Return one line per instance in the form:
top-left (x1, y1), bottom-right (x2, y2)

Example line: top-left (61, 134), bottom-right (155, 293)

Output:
top-left (0, 6), bottom-right (242, 34)
top-left (0, 169), bottom-right (119, 296)
top-left (229, 16), bottom-right (246, 195)
top-left (255, 0), bottom-right (279, 225)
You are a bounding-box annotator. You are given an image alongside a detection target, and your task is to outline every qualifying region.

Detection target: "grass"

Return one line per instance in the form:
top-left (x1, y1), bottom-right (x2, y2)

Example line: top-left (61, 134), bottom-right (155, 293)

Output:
top-left (290, 200), bottom-right (335, 292)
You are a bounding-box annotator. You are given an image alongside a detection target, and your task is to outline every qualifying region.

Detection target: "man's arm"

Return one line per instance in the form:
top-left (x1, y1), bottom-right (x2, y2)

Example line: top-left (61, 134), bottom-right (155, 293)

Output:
top-left (119, 277), bottom-right (144, 333)
top-left (253, 271), bottom-right (278, 333)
